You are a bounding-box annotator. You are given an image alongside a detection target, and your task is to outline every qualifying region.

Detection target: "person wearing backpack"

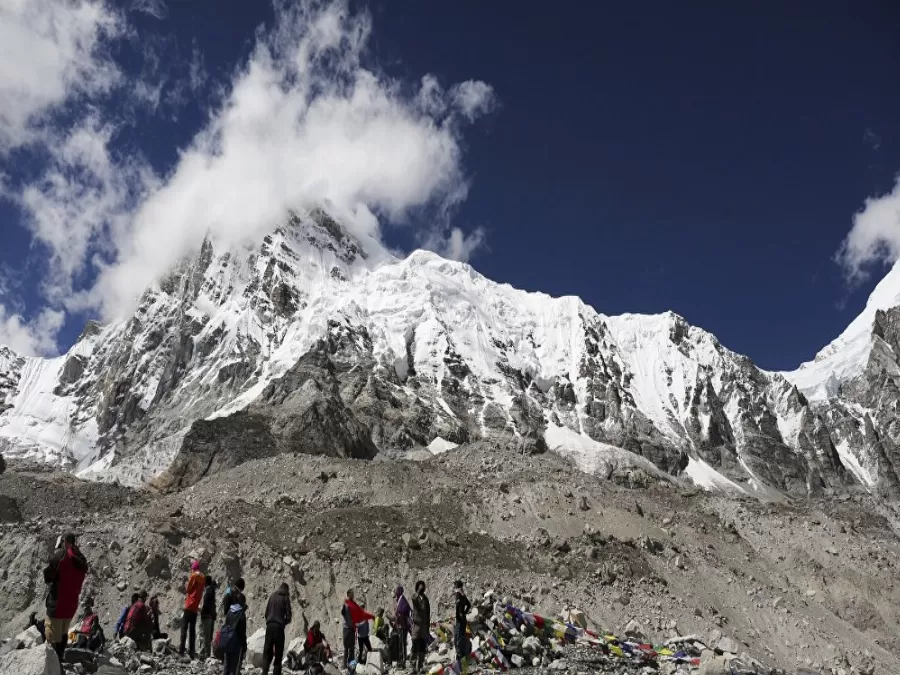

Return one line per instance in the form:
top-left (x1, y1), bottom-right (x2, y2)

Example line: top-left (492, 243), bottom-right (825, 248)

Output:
top-left (43, 532), bottom-right (89, 662)
top-left (124, 591), bottom-right (153, 651)
top-left (261, 582), bottom-right (292, 675)
top-left (200, 576), bottom-right (217, 658)
top-left (115, 594), bottom-right (139, 640)
top-left (180, 560), bottom-right (206, 659)
top-left (303, 620), bottom-right (329, 665)
top-left (222, 578), bottom-right (246, 616)
top-left (73, 603), bottom-right (104, 652)
top-left (220, 601), bottom-right (247, 675)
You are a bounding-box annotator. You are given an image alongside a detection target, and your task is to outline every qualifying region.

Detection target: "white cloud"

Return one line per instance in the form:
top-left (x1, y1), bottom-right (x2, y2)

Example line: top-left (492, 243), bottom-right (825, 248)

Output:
top-left (1, 0), bottom-right (496, 346)
top-left (424, 226), bottom-right (486, 263)
top-left (88, 0), bottom-right (496, 317)
top-left (189, 39), bottom-right (207, 92)
top-left (16, 114), bottom-right (156, 305)
top-left (0, 305), bottom-right (65, 356)
top-left (836, 176), bottom-right (900, 285)
top-left (130, 0), bottom-right (168, 20)
top-left (451, 80), bottom-right (496, 121)
top-left (0, 0), bottom-right (123, 152)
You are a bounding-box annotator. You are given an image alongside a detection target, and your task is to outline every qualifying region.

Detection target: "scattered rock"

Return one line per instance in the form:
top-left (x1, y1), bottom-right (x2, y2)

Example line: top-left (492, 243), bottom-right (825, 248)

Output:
top-left (0, 644), bottom-right (61, 675)
top-left (716, 636), bottom-right (740, 654)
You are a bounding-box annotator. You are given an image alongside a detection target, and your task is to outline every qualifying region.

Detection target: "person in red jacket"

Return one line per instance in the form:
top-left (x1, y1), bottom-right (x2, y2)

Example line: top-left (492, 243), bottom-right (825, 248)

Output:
top-left (341, 589), bottom-right (374, 672)
top-left (124, 591), bottom-right (153, 651)
top-left (179, 560), bottom-right (206, 659)
top-left (304, 620), bottom-right (330, 665)
top-left (43, 533), bottom-right (88, 661)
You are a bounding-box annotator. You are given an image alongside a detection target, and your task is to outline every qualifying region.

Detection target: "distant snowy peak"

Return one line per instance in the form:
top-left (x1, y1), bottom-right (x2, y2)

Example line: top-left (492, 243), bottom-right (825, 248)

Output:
top-left (784, 260), bottom-right (900, 400)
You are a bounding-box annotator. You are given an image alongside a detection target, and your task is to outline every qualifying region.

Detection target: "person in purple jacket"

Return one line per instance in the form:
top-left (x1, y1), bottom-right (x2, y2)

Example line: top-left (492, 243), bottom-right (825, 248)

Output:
top-left (393, 585), bottom-right (411, 669)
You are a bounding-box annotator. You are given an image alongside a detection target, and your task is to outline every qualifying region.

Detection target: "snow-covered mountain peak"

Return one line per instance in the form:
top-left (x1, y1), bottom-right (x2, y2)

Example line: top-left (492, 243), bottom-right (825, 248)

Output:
top-left (785, 259), bottom-right (900, 400)
top-left (2, 211), bottom-right (900, 499)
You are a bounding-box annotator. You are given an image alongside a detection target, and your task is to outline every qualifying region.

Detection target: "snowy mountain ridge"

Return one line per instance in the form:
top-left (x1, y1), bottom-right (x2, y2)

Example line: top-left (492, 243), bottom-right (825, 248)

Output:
top-left (1, 208), bottom-right (899, 498)
top-left (782, 262), bottom-right (900, 401)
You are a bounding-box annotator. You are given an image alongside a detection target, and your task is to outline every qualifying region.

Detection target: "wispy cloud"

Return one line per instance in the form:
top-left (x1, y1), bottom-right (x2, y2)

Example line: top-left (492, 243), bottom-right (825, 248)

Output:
top-left (1, 0), bottom-right (496, 350)
top-left (0, 305), bottom-right (65, 356)
top-left (87, 0), bottom-right (496, 317)
top-left (130, 0), bottom-right (168, 20)
top-left (0, 0), bottom-right (124, 153)
top-left (863, 128), bottom-right (881, 153)
top-left (835, 176), bottom-right (900, 285)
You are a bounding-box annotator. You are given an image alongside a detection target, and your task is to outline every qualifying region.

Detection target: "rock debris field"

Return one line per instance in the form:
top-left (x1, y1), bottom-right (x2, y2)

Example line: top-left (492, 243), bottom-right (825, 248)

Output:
top-left (0, 444), bottom-right (898, 675)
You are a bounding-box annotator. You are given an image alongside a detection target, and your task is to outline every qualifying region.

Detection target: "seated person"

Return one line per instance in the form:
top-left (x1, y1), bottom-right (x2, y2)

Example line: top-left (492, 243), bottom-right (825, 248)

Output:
top-left (73, 604), bottom-right (105, 652)
top-left (304, 620), bottom-right (331, 664)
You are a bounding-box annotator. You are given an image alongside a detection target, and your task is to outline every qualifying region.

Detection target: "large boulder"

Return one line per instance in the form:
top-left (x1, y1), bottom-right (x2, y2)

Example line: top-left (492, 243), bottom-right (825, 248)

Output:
top-left (0, 644), bottom-right (61, 675)
top-left (698, 652), bottom-right (732, 675)
top-left (16, 626), bottom-right (44, 649)
top-left (365, 649), bottom-right (385, 673)
top-left (246, 627), bottom-right (267, 668)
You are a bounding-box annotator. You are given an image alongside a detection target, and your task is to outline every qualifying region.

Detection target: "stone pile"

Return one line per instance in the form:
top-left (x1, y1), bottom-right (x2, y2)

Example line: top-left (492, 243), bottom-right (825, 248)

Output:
top-left (342, 591), bottom-right (780, 675)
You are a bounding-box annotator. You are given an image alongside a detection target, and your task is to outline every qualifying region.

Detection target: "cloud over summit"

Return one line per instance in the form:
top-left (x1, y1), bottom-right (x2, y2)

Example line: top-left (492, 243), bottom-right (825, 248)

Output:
top-left (0, 0), bottom-right (495, 353)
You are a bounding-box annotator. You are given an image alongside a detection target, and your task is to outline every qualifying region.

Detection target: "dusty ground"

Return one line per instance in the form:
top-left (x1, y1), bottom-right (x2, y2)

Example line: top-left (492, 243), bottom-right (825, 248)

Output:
top-left (0, 446), bottom-right (897, 675)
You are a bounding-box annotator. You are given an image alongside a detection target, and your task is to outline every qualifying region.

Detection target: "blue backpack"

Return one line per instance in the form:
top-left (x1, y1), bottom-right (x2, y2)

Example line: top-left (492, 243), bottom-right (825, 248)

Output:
top-left (218, 605), bottom-right (244, 654)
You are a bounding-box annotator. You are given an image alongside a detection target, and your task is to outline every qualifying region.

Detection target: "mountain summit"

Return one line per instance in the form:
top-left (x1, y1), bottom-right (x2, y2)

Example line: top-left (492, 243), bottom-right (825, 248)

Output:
top-left (1, 209), bottom-right (899, 497)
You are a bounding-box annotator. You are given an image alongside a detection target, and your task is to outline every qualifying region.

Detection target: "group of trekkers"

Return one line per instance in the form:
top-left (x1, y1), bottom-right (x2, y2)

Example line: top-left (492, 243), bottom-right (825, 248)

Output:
top-left (337, 579), bottom-right (471, 675)
top-left (112, 561), bottom-right (218, 658)
top-left (38, 532), bottom-right (474, 675)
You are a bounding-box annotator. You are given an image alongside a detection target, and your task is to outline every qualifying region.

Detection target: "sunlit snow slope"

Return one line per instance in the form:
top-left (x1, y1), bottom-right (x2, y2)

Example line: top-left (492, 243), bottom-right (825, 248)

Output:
top-left (1, 210), bottom-right (899, 498)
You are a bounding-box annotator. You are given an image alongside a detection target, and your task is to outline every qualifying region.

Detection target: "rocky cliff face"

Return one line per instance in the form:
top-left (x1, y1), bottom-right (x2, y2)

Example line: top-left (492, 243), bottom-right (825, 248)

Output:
top-left (1, 208), bottom-right (899, 498)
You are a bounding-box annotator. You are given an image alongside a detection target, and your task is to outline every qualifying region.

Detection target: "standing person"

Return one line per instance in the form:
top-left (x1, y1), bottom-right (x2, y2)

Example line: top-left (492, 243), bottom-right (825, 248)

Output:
top-left (115, 594), bottom-right (139, 640)
top-left (221, 600), bottom-right (247, 675)
top-left (221, 579), bottom-right (247, 674)
top-left (180, 560), bottom-right (205, 659)
top-left (356, 603), bottom-right (372, 664)
top-left (410, 581), bottom-right (431, 675)
top-left (373, 608), bottom-right (388, 642)
top-left (43, 532), bottom-right (89, 662)
top-left (453, 580), bottom-right (471, 666)
top-left (200, 576), bottom-right (217, 658)
top-left (222, 578), bottom-right (246, 615)
top-left (341, 589), bottom-right (374, 672)
top-left (124, 591), bottom-right (153, 651)
top-left (393, 585), bottom-right (411, 669)
top-left (261, 582), bottom-right (292, 675)
top-left (149, 596), bottom-right (168, 639)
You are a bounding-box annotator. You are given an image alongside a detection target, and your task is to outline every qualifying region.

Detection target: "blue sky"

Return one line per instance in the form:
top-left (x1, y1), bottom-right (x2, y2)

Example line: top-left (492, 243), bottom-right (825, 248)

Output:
top-left (1, 0), bottom-right (899, 371)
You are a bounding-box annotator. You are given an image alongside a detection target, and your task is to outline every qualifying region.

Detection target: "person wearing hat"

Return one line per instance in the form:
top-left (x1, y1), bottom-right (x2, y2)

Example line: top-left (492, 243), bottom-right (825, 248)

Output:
top-left (179, 559), bottom-right (206, 659)
top-left (43, 532), bottom-right (88, 662)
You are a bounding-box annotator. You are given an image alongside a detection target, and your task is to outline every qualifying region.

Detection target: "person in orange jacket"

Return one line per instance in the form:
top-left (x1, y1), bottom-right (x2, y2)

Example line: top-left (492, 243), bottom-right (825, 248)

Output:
top-left (179, 560), bottom-right (206, 659)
